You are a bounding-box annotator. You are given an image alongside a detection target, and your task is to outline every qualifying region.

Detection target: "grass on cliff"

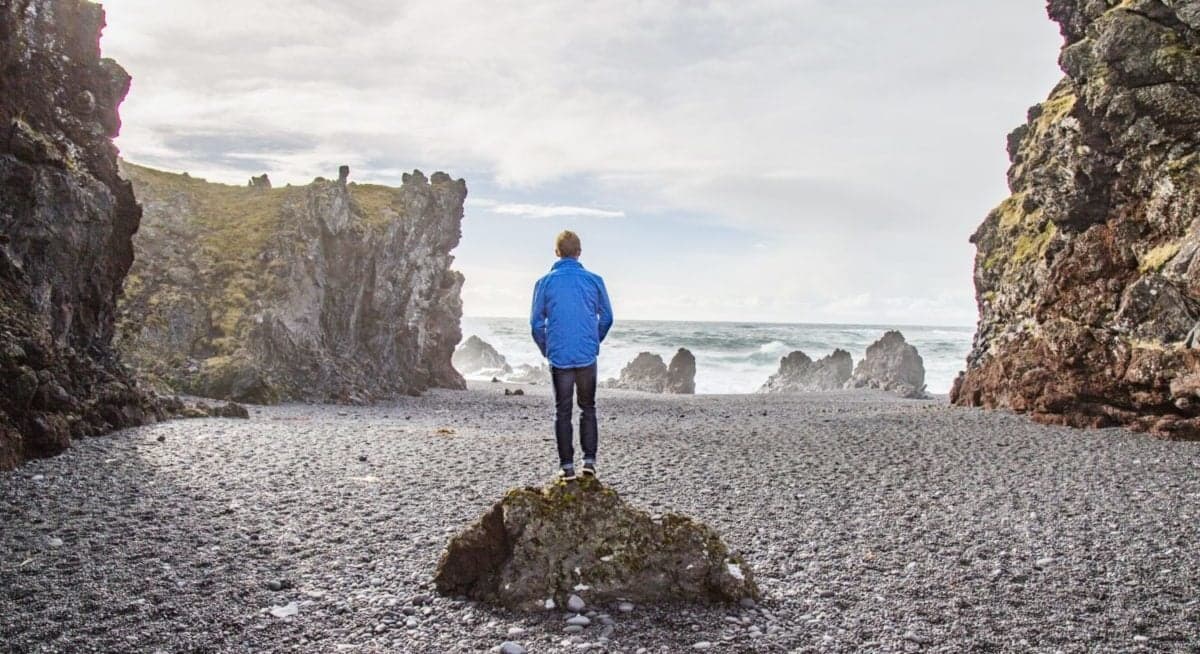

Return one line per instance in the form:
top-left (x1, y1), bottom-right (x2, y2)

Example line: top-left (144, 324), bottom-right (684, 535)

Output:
top-left (120, 162), bottom-right (408, 365)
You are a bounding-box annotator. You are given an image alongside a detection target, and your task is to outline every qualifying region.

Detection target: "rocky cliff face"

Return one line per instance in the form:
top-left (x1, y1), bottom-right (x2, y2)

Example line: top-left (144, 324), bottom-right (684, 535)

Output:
top-left (118, 162), bottom-right (467, 404)
top-left (952, 0), bottom-right (1200, 439)
top-left (0, 0), bottom-right (163, 470)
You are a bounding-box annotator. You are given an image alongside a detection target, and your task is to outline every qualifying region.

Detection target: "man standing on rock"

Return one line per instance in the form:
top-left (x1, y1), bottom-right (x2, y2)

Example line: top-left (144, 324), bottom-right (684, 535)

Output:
top-left (531, 230), bottom-right (614, 481)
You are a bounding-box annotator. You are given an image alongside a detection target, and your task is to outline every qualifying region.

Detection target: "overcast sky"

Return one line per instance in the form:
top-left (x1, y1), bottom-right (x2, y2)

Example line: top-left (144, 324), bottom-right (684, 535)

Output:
top-left (99, 0), bottom-right (1065, 326)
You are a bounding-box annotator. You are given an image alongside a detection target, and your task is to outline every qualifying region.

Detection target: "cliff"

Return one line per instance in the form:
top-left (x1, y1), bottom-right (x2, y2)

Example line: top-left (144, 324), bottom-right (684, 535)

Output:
top-left (117, 162), bottom-right (467, 404)
top-left (952, 0), bottom-right (1200, 439)
top-left (0, 0), bottom-right (164, 469)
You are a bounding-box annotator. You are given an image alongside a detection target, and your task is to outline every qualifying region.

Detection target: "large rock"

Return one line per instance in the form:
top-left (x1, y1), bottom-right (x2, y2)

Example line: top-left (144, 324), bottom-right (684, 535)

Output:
top-left (433, 477), bottom-right (758, 609)
top-left (760, 349), bottom-right (852, 393)
top-left (117, 163), bottom-right (468, 404)
top-left (607, 349), bottom-right (696, 394)
top-left (0, 0), bottom-right (164, 469)
top-left (848, 332), bottom-right (926, 398)
top-left (952, 0), bottom-right (1200, 439)
top-left (666, 348), bottom-right (697, 394)
top-left (453, 335), bottom-right (511, 375)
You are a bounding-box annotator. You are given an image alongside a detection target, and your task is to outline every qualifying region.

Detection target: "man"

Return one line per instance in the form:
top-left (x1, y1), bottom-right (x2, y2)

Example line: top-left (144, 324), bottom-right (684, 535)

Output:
top-left (530, 230), bottom-right (614, 481)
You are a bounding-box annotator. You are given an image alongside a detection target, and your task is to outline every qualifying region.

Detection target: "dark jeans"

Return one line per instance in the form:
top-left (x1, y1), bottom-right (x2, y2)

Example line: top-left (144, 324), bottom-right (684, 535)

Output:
top-left (551, 364), bottom-right (598, 468)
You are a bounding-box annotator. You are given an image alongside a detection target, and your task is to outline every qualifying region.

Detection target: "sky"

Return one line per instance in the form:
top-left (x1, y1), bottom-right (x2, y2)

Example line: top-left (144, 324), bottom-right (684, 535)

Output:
top-left (98, 1), bottom-right (1066, 326)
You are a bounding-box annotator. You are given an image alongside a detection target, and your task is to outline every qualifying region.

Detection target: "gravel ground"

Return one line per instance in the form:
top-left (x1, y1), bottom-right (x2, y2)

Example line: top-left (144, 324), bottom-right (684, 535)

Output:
top-left (2, 381), bottom-right (1199, 653)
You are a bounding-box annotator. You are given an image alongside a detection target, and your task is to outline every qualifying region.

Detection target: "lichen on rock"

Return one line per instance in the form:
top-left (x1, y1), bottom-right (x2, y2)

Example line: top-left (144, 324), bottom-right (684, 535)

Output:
top-left (433, 476), bottom-right (758, 609)
top-left (117, 162), bottom-right (468, 404)
top-left (953, 0), bottom-right (1200, 439)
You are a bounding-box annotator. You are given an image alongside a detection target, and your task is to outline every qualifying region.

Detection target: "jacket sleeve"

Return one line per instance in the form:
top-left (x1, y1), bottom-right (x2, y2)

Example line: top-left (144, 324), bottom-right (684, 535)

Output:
top-left (596, 276), bottom-right (614, 343)
top-left (530, 278), bottom-right (549, 357)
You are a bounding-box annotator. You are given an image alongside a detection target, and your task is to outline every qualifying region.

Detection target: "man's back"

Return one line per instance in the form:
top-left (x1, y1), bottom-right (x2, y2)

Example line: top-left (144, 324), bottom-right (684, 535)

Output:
top-left (531, 258), bottom-right (613, 369)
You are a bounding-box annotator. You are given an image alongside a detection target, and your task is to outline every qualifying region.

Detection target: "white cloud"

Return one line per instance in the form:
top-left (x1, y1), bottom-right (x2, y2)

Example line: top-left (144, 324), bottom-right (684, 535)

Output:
top-left (97, 0), bottom-right (1066, 325)
top-left (468, 198), bottom-right (625, 220)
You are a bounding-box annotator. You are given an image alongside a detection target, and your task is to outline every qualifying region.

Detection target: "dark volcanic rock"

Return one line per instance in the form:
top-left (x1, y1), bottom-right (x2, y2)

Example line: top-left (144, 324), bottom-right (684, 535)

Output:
top-left (608, 350), bottom-right (697, 394)
top-left (953, 0), bottom-right (1200, 439)
top-left (848, 332), bottom-right (926, 398)
top-left (608, 352), bottom-right (669, 393)
top-left (433, 477), bottom-right (758, 609)
top-left (760, 349), bottom-right (853, 393)
top-left (452, 335), bottom-right (511, 375)
top-left (0, 0), bottom-right (163, 469)
top-left (117, 162), bottom-right (468, 404)
top-left (666, 348), bottom-right (697, 394)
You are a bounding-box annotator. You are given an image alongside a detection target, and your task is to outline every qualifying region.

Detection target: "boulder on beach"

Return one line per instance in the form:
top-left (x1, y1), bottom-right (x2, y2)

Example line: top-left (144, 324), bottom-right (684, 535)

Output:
top-left (452, 336), bottom-right (512, 375)
top-left (666, 348), bottom-right (697, 394)
top-left (508, 363), bottom-right (551, 384)
top-left (847, 331), bottom-right (926, 398)
top-left (433, 476), bottom-right (758, 609)
top-left (760, 349), bottom-right (852, 393)
top-left (607, 349), bottom-right (696, 394)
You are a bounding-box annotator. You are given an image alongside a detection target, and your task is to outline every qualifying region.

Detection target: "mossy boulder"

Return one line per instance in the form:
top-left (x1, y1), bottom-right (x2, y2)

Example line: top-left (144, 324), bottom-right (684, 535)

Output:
top-left (434, 476), bottom-right (759, 610)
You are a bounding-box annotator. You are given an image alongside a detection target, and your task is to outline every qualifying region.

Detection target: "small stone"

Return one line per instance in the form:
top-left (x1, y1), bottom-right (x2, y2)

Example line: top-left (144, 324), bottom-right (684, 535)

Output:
top-left (46, 537), bottom-right (64, 548)
top-left (269, 602), bottom-right (299, 618)
top-left (693, 642), bottom-right (713, 650)
top-left (567, 615), bottom-right (591, 626)
top-left (544, 598), bottom-right (556, 610)
top-left (358, 454), bottom-right (368, 462)
top-left (156, 435), bottom-right (165, 443)
top-left (266, 580), bottom-right (283, 592)
top-left (567, 594), bottom-right (585, 612)
top-left (507, 627), bottom-right (526, 638)
top-left (500, 642), bottom-right (527, 654)
top-left (618, 601), bottom-right (635, 613)
top-left (405, 617), bottom-right (419, 628)
top-left (564, 625), bottom-right (584, 634)
top-left (1035, 557), bottom-right (1054, 568)
top-left (738, 598), bottom-right (756, 609)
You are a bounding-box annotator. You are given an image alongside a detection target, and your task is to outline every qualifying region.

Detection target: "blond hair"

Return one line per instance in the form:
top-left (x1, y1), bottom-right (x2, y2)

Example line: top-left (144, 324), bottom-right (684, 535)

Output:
top-left (555, 230), bottom-right (582, 258)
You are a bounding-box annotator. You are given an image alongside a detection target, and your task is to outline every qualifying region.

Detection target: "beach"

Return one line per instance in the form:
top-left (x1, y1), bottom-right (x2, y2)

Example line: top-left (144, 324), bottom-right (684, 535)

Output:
top-left (2, 383), bottom-right (1198, 653)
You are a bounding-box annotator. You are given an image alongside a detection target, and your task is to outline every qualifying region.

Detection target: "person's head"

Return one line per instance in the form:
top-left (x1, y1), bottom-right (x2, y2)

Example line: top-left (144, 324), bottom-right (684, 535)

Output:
top-left (555, 230), bottom-right (582, 259)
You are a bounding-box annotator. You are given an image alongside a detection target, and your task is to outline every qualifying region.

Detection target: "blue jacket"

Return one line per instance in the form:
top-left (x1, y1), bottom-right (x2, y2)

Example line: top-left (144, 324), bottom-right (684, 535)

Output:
top-left (531, 258), bottom-right (614, 369)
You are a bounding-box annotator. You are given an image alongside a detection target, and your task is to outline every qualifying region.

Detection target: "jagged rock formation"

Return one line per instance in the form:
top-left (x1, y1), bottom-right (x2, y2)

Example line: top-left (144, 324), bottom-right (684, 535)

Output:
top-left (848, 332), bottom-right (926, 398)
top-left (952, 0), bottom-right (1200, 439)
top-left (606, 350), bottom-right (696, 394)
top-left (666, 348), bottom-right (697, 394)
top-left (452, 335), bottom-right (511, 375)
top-left (0, 0), bottom-right (166, 469)
top-left (117, 162), bottom-right (467, 404)
top-left (760, 349), bottom-right (853, 393)
top-left (433, 477), bottom-right (759, 609)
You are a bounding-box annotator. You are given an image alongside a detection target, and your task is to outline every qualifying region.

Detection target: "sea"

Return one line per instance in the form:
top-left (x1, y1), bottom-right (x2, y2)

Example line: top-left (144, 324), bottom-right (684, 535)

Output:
top-left (461, 316), bottom-right (975, 395)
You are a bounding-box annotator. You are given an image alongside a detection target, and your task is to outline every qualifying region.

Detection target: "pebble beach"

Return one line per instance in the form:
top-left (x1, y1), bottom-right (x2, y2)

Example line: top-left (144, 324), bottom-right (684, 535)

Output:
top-left (2, 383), bottom-right (1198, 653)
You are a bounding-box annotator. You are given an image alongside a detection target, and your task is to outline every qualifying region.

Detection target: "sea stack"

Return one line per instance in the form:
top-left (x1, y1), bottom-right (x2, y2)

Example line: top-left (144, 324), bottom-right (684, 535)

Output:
top-left (118, 163), bottom-right (468, 404)
top-left (847, 332), bottom-right (926, 399)
top-left (760, 349), bottom-right (853, 393)
top-left (0, 0), bottom-right (162, 469)
top-left (953, 0), bottom-right (1200, 439)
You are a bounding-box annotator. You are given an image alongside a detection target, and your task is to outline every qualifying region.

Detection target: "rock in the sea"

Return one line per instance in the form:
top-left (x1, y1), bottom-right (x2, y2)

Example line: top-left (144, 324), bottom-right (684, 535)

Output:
top-left (847, 332), bottom-right (926, 398)
top-left (0, 0), bottom-right (167, 469)
top-left (453, 335), bottom-right (512, 375)
top-left (666, 348), bottom-right (697, 394)
top-left (760, 349), bottom-right (852, 393)
top-left (608, 349), bottom-right (697, 394)
top-left (952, 1), bottom-right (1200, 439)
top-left (117, 162), bottom-right (468, 405)
top-left (507, 363), bottom-right (551, 385)
top-left (433, 477), bottom-right (758, 609)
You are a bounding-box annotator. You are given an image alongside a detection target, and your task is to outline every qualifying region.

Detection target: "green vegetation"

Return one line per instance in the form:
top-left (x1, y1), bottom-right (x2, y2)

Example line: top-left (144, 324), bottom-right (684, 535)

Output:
top-left (1139, 242), bottom-right (1181, 273)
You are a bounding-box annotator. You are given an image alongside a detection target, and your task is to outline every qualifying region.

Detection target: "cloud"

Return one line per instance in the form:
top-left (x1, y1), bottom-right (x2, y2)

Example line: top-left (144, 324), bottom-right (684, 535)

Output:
top-left (468, 198), bottom-right (625, 220)
top-left (97, 0), bottom-right (1066, 324)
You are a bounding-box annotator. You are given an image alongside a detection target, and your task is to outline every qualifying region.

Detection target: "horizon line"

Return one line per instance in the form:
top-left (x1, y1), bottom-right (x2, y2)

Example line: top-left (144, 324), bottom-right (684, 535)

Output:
top-left (466, 315), bottom-right (976, 330)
